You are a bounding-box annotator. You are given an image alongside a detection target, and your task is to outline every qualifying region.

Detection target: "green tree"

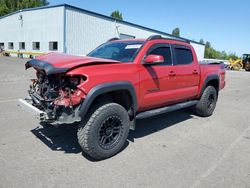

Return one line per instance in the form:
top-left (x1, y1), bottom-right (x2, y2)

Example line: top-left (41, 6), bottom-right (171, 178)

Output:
top-left (199, 39), bottom-right (205, 45)
top-left (110, 10), bottom-right (123, 20)
top-left (0, 0), bottom-right (49, 17)
top-left (220, 51), bottom-right (227, 60)
top-left (205, 41), bottom-right (211, 49)
top-left (0, 2), bottom-right (9, 16)
top-left (204, 40), bottom-right (239, 60)
top-left (172, 27), bottom-right (180, 37)
top-left (227, 53), bottom-right (238, 60)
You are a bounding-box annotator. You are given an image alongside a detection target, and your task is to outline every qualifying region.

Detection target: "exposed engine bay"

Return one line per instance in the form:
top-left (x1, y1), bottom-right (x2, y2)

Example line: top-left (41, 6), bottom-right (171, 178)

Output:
top-left (28, 70), bottom-right (86, 123)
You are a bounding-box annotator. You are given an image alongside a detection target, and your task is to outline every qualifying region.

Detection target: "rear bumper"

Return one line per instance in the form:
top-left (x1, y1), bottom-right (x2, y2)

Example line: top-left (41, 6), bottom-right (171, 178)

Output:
top-left (18, 99), bottom-right (48, 121)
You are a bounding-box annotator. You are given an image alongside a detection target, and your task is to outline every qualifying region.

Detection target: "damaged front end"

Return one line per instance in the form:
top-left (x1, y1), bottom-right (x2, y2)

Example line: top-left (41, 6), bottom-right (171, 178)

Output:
top-left (21, 62), bottom-right (87, 125)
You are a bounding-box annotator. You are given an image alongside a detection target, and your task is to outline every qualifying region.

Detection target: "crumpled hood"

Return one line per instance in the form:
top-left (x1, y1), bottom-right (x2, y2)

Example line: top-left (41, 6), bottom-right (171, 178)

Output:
top-left (25, 53), bottom-right (120, 75)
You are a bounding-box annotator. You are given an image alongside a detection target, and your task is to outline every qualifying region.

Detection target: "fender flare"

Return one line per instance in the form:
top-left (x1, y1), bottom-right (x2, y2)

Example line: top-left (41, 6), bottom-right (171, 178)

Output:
top-left (78, 81), bottom-right (137, 119)
top-left (200, 74), bottom-right (220, 97)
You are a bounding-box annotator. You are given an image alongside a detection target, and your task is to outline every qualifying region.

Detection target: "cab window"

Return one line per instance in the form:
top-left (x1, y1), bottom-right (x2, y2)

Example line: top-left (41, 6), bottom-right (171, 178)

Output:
top-left (174, 47), bottom-right (193, 65)
top-left (148, 46), bottom-right (172, 66)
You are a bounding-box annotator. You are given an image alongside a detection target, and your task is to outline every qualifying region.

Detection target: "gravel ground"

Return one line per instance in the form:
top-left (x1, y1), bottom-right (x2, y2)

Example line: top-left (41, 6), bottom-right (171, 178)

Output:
top-left (0, 56), bottom-right (250, 188)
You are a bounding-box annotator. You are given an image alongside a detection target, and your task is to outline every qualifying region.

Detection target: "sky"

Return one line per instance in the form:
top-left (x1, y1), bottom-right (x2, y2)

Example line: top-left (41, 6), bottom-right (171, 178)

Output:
top-left (50, 0), bottom-right (250, 56)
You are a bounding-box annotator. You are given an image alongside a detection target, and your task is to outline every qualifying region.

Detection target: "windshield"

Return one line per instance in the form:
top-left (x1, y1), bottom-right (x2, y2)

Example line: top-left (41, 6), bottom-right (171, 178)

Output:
top-left (87, 41), bottom-right (144, 62)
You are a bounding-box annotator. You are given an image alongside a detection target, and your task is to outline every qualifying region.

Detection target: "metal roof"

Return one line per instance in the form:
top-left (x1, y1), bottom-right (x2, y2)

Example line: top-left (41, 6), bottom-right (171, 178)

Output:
top-left (0, 4), bottom-right (204, 46)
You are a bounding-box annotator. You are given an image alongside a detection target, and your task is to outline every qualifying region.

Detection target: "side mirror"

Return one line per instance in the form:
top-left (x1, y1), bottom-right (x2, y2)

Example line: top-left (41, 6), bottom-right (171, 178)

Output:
top-left (144, 54), bottom-right (164, 65)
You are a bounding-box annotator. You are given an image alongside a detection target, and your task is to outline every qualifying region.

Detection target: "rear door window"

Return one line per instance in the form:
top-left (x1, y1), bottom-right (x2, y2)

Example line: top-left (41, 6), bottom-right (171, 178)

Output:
top-left (173, 46), bottom-right (193, 65)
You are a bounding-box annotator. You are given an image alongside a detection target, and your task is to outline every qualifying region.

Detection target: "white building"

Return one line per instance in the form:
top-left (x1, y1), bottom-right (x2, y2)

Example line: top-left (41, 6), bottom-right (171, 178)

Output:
top-left (0, 4), bottom-right (205, 60)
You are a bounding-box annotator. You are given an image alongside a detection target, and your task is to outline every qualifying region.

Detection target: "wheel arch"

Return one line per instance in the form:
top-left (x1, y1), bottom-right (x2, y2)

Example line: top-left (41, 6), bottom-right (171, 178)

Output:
top-left (200, 74), bottom-right (220, 97)
top-left (78, 81), bottom-right (137, 120)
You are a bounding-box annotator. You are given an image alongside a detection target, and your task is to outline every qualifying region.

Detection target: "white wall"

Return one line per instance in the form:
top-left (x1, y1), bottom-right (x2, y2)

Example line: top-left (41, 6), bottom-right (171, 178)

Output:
top-left (190, 42), bottom-right (205, 61)
top-left (0, 6), bottom-right (64, 53)
top-left (0, 5), bottom-right (205, 60)
top-left (65, 6), bottom-right (205, 60)
top-left (65, 7), bottom-right (175, 56)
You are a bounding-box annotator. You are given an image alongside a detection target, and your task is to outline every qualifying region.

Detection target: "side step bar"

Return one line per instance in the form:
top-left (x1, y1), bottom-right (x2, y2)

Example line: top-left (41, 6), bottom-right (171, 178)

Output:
top-left (136, 100), bottom-right (198, 119)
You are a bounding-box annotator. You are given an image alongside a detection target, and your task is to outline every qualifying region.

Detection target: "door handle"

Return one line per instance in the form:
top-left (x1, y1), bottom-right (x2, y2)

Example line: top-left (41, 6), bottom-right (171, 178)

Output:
top-left (168, 71), bottom-right (176, 76)
top-left (193, 70), bottom-right (198, 75)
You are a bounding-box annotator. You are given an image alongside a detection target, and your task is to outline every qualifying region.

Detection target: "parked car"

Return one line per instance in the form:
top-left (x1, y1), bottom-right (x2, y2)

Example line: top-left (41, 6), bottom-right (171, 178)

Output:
top-left (19, 35), bottom-right (226, 160)
top-left (202, 58), bottom-right (230, 70)
top-left (222, 60), bottom-right (230, 69)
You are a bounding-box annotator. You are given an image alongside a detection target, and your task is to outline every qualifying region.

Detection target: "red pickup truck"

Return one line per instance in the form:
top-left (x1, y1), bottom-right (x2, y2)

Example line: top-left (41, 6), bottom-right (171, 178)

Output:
top-left (19, 35), bottom-right (225, 160)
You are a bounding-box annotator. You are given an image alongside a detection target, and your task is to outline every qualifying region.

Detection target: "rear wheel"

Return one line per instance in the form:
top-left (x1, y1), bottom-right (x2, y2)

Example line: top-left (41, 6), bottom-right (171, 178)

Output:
top-left (77, 103), bottom-right (130, 160)
top-left (195, 86), bottom-right (217, 117)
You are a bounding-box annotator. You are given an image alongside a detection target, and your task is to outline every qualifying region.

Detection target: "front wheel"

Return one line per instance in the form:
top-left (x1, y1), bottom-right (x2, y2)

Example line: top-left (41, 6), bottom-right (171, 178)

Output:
top-left (77, 103), bottom-right (130, 160)
top-left (195, 86), bottom-right (218, 117)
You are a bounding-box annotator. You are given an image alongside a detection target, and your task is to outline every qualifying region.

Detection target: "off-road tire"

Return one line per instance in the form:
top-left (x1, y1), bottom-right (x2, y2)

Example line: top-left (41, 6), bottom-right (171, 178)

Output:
top-left (77, 103), bottom-right (130, 160)
top-left (195, 86), bottom-right (217, 117)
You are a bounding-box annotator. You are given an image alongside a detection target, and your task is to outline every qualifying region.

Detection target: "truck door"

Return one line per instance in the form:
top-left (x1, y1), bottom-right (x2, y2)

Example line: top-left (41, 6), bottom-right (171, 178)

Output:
top-left (170, 45), bottom-right (200, 101)
top-left (139, 43), bottom-right (176, 111)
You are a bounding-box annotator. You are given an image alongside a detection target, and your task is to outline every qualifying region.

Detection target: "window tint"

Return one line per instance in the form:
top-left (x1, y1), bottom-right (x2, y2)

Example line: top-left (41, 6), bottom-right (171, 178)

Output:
top-left (174, 48), bottom-right (193, 65)
top-left (148, 47), bottom-right (172, 65)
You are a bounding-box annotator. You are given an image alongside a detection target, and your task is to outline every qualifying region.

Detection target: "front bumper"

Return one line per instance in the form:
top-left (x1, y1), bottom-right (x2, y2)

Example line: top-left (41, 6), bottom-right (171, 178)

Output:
top-left (18, 98), bottom-right (48, 121)
top-left (18, 98), bottom-right (82, 124)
